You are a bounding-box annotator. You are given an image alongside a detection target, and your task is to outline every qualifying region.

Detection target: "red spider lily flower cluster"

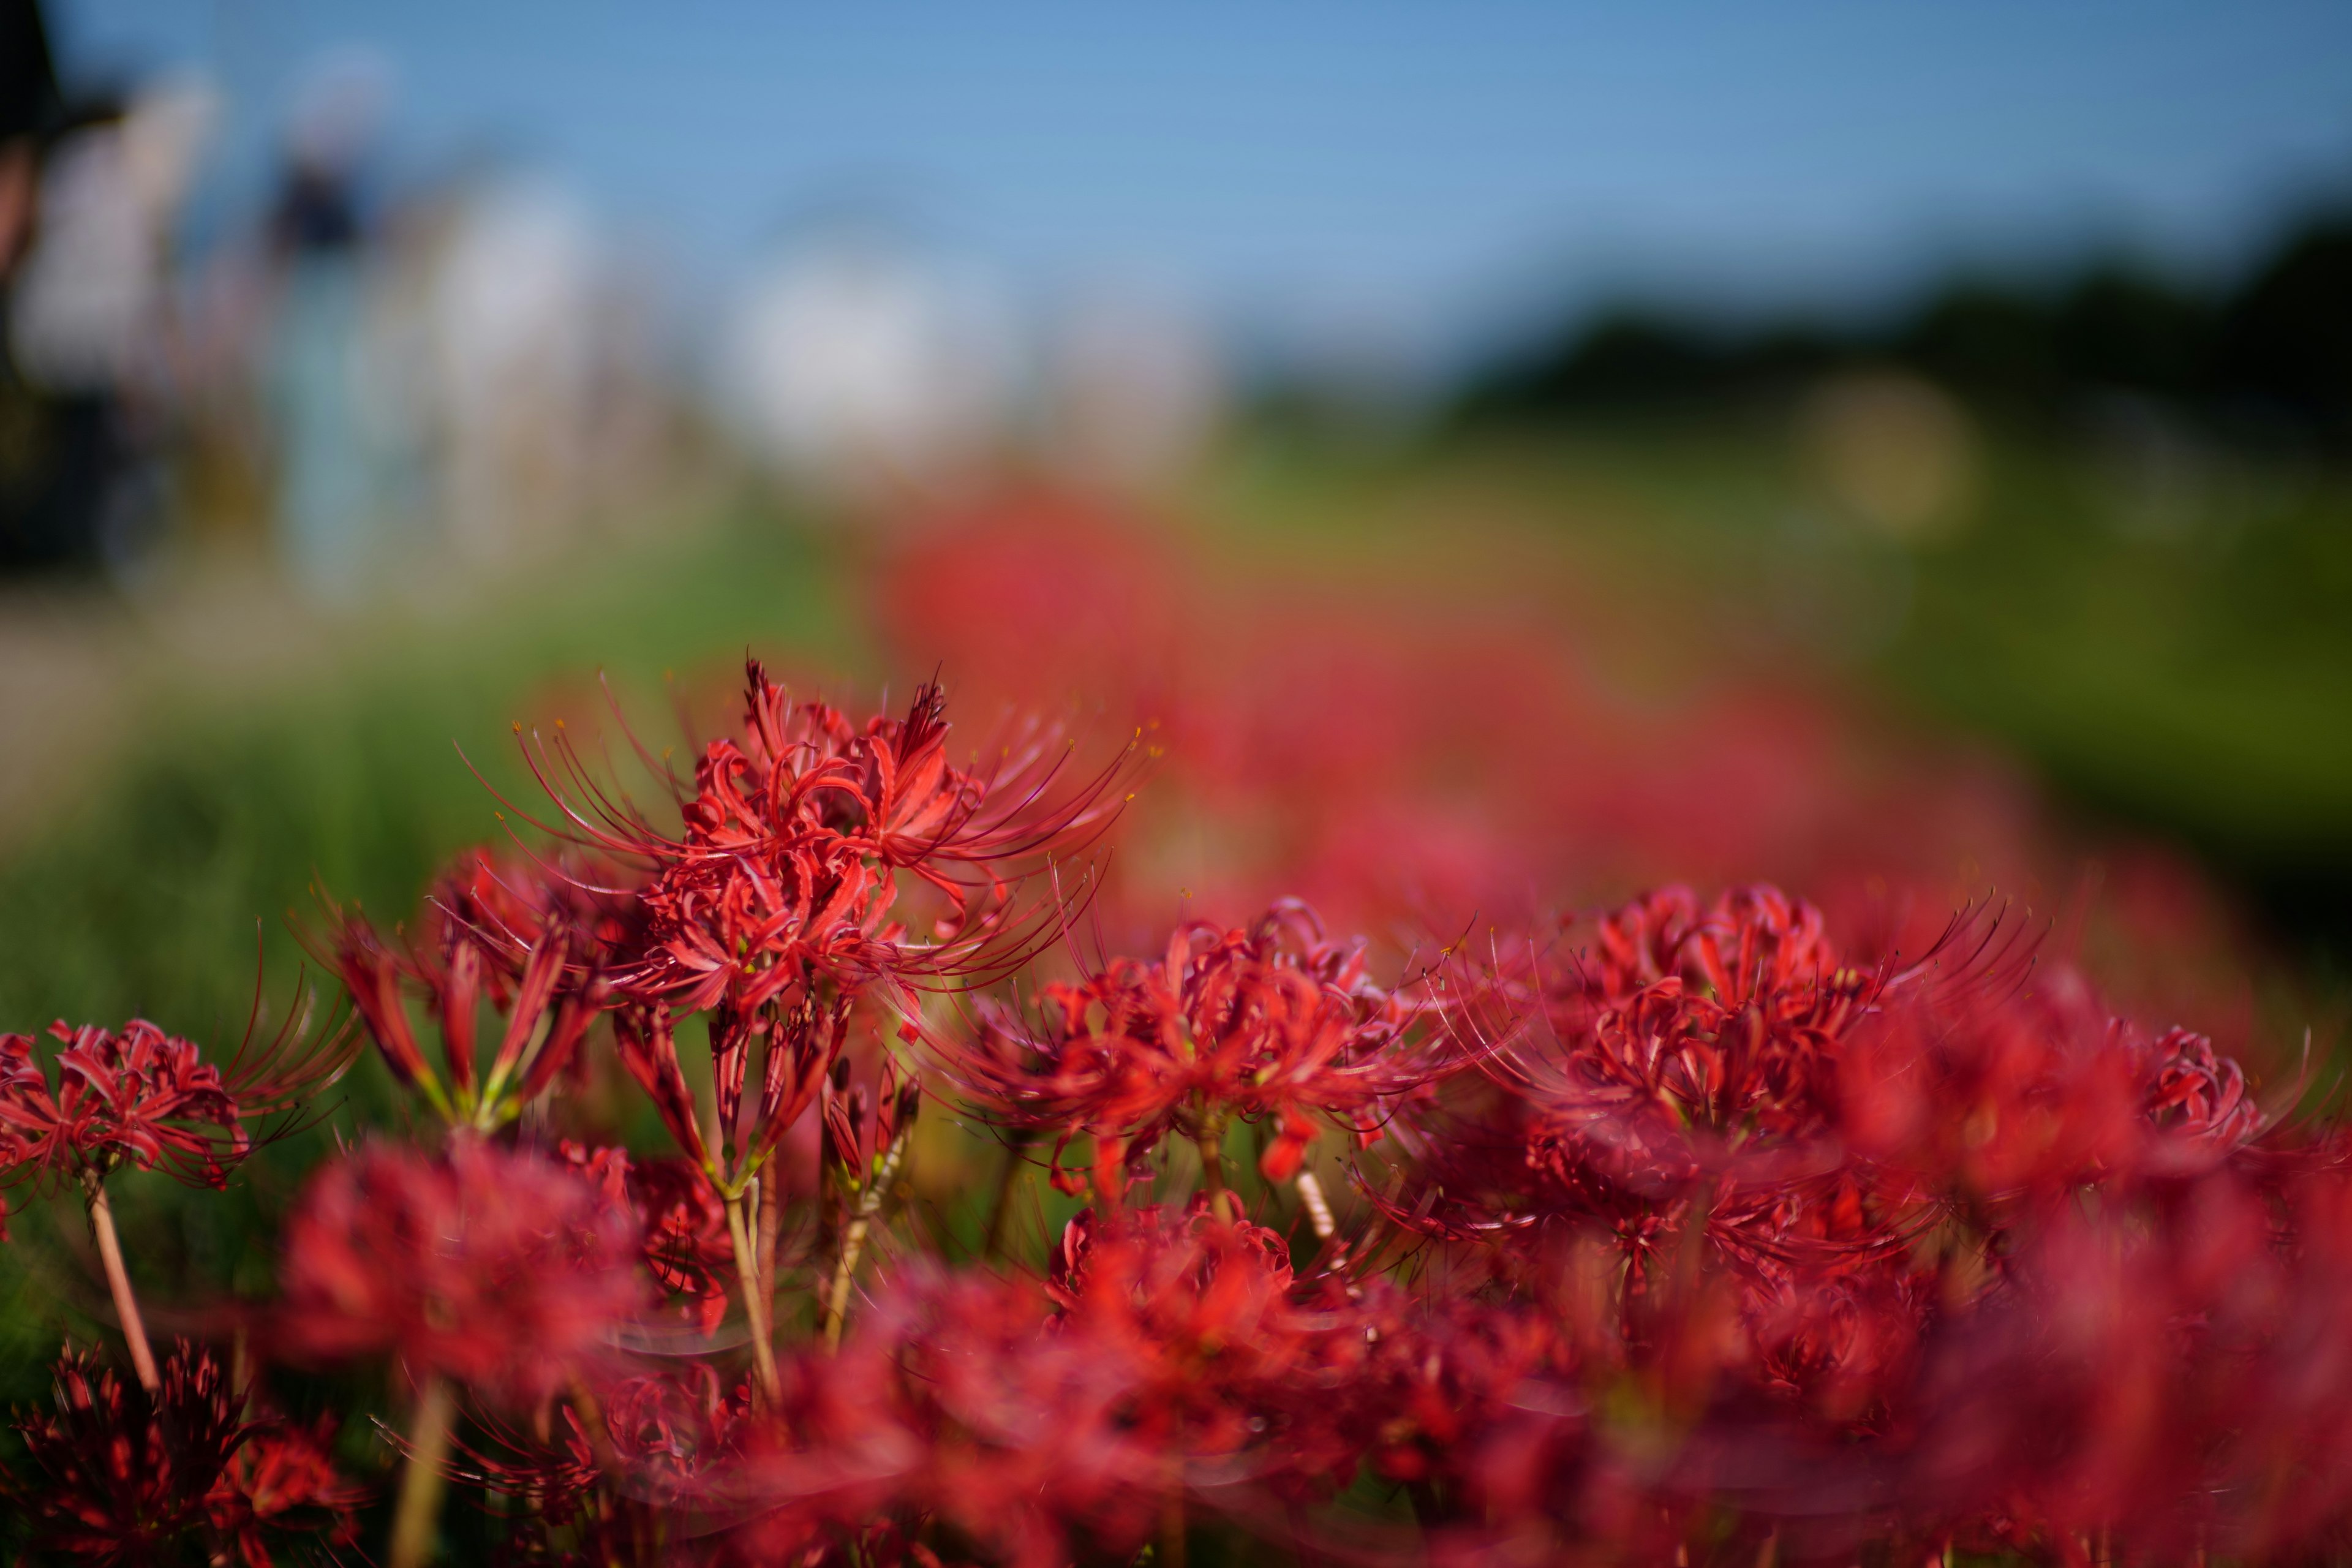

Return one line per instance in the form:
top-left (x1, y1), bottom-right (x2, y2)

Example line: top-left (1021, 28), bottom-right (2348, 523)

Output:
top-left (935, 900), bottom-right (1442, 1206)
top-left (558, 1138), bottom-right (737, 1334)
top-left (4, 1341), bottom-right (360, 1566)
top-left (332, 664), bottom-right (1126, 1200)
top-left (873, 487), bottom-right (2265, 1031)
top-left (573, 663), bottom-right (1123, 1204)
top-left (533, 659), bottom-right (1123, 1007)
top-left (0, 1003), bottom-right (354, 1396)
top-left (0, 1009), bottom-right (350, 1197)
top-left (328, 850), bottom-right (617, 1132)
top-left (0, 1022), bottom-right (245, 1192)
top-left (273, 1139), bottom-right (646, 1407)
top-left (17, 639), bottom-right (2352, 1568)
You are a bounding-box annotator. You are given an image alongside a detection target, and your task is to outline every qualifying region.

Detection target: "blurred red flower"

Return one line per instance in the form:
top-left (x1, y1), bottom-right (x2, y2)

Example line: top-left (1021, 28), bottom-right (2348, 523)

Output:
top-left (273, 1139), bottom-right (646, 1404)
top-left (559, 1139), bottom-right (735, 1334)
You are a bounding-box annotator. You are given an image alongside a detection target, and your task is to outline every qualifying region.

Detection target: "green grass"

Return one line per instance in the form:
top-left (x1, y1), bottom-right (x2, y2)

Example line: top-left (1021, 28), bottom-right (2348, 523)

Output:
top-left (0, 498), bottom-right (867, 1033)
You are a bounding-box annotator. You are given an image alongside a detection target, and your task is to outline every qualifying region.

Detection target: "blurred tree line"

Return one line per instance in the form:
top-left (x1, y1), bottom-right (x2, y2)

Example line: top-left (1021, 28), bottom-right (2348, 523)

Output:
top-left (1462, 204), bottom-right (2352, 454)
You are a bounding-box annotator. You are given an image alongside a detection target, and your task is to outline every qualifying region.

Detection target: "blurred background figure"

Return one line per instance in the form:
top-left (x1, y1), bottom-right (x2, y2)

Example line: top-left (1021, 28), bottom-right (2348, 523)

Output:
top-left (1, 0), bottom-right (210, 576)
top-left (406, 172), bottom-right (597, 564)
top-left (723, 225), bottom-right (1020, 506)
top-left (0, 0), bottom-right (47, 270)
top-left (257, 51), bottom-right (387, 600)
top-left (0, 0), bottom-right (70, 566)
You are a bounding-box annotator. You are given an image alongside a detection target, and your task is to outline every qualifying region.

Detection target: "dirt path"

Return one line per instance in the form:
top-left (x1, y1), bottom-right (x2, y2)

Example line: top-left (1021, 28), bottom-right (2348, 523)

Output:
top-left (0, 558), bottom-right (334, 844)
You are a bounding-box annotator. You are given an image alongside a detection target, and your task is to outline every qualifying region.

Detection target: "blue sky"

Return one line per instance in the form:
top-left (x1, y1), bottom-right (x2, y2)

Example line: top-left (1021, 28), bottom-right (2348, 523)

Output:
top-left (47, 1), bottom-right (2352, 359)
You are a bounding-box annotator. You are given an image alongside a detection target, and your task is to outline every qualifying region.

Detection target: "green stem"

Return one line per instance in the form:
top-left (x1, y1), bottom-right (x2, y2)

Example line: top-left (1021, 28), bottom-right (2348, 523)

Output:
top-left (756, 1172), bottom-right (782, 1327)
top-left (824, 1121), bottom-right (915, 1352)
top-left (725, 1193), bottom-right (781, 1402)
top-left (1195, 1131), bottom-right (1235, 1225)
top-left (388, 1373), bottom-right (456, 1568)
top-left (1159, 1489), bottom-right (1188, 1568)
top-left (981, 1133), bottom-right (1033, 1260)
top-left (79, 1169), bottom-right (158, 1392)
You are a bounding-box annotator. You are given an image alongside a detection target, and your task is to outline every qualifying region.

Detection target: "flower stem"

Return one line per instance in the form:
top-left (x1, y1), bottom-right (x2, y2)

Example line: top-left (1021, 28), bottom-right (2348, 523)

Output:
top-left (1195, 1131), bottom-right (1235, 1225)
top-left (1159, 1490), bottom-right (1188, 1568)
top-left (981, 1132), bottom-right (1033, 1261)
top-left (725, 1193), bottom-right (780, 1403)
top-left (824, 1119), bottom-right (915, 1353)
top-left (78, 1168), bottom-right (158, 1392)
top-left (388, 1371), bottom-right (455, 1568)
top-left (756, 1171), bottom-right (782, 1327)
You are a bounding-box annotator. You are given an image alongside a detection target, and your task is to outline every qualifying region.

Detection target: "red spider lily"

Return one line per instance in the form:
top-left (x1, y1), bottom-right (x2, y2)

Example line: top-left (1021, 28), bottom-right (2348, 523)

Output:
top-left (646, 1205), bottom-right (1337, 1566)
top-left (1392, 886), bottom-right (2019, 1239)
top-left (446, 1404), bottom-right (606, 1544)
top-left (559, 1140), bottom-right (735, 1334)
top-left (1386, 887), bottom-right (1939, 1340)
top-left (598, 1363), bottom-right (755, 1510)
top-left (1042, 1202), bottom-right (1316, 1464)
top-left (1338, 1286), bottom-right (1578, 1498)
top-left (3, 1340), bottom-right (358, 1567)
top-left (0, 1006), bottom-right (353, 1198)
top-left (1763, 1153), bottom-right (2352, 1565)
top-left (1374, 881), bottom-right (2282, 1480)
top-left (933, 901), bottom-right (1445, 1207)
top-left (710, 1267), bottom-right (1165, 1567)
top-left (516, 660), bottom-right (1132, 1017)
top-left (451, 1364), bottom-right (755, 1564)
top-left (1504, 885), bottom-right (1896, 1162)
top-left (328, 861), bottom-right (612, 1133)
top-left (206, 1411), bottom-right (366, 1566)
top-left (431, 844), bottom-right (648, 978)
top-left (820, 1050), bottom-right (922, 1207)
top-left (612, 993), bottom-right (843, 1201)
top-left (272, 1139), bottom-right (647, 1405)
top-left (0, 1021), bottom-right (244, 1192)
top-left (817, 1049), bottom-right (922, 1350)
top-left (1838, 964), bottom-right (2267, 1206)
top-left (4, 1341), bottom-right (244, 1561)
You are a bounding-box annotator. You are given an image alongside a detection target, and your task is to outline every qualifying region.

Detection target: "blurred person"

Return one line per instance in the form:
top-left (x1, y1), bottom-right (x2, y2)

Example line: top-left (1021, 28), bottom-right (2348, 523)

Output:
top-left (723, 226), bottom-right (1021, 506)
top-left (353, 168), bottom-right (671, 576)
top-left (0, 0), bottom-right (60, 567)
top-left (418, 173), bottom-right (598, 563)
top-left (0, 0), bottom-right (55, 278)
top-left (1, 36), bottom-right (214, 577)
top-left (260, 53), bottom-right (392, 600)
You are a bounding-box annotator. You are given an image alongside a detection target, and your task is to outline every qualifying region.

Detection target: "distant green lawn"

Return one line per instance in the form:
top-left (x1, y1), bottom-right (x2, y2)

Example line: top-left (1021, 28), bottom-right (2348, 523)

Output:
top-left (0, 500), bottom-right (864, 1035)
